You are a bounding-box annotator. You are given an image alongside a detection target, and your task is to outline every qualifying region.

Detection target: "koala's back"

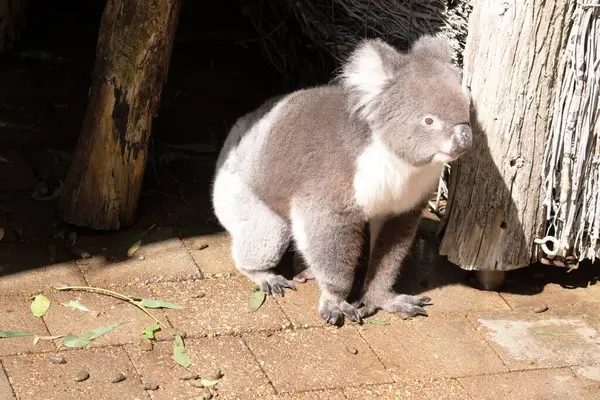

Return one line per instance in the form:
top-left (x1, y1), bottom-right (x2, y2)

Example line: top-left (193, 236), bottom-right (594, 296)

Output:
top-left (226, 86), bottom-right (370, 217)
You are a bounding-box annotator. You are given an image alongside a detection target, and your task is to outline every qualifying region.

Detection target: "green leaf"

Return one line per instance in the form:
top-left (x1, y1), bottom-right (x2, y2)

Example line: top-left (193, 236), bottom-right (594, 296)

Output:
top-left (248, 289), bottom-right (266, 312)
top-left (0, 331), bottom-right (33, 338)
top-left (61, 323), bottom-right (121, 348)
top-left (30, 294), bottom-right (51, 317)
top-left (61, 300), bottom-right (90, 312)
top-left (135, 299), bottom-right (184, 309)
top-left (173, 334), bottom-right (192, 368)
top-left (141, 322), bottom-right (161, 339)
top-left (127, 239), bottom-right (142, 257)
top-left (536, 330), bottom-right (573, 337)
top-left (366, 318), bottom-right (390, 326)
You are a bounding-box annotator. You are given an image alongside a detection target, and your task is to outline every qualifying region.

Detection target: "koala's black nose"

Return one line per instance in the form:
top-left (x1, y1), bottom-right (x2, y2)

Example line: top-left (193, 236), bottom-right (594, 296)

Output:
top-left (451, 123), bottom-right (472, 156)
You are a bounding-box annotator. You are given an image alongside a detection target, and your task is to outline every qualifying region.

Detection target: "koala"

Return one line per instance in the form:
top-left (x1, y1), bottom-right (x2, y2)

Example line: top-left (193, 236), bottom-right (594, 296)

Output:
top-left (211, 35), bottom-right (472, 325)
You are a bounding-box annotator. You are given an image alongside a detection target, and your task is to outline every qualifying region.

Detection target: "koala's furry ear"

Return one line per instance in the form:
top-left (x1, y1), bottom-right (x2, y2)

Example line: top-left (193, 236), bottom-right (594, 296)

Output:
top-left (340, 38), bottom-right (403, 121)
top-left (411, 35), bottom-right (453, 63)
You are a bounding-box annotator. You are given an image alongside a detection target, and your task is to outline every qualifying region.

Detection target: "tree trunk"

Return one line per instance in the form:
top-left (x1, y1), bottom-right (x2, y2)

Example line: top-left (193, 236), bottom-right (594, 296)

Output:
top-left (439, 0), bottom-right (575, 274)
top-left (57, 0), bottom-right (182, 230)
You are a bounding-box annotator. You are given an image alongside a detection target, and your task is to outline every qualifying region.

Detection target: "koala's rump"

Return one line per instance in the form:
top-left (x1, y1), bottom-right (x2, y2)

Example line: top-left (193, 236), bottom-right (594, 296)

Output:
top-left (237, 86), bottom-right (369, 218)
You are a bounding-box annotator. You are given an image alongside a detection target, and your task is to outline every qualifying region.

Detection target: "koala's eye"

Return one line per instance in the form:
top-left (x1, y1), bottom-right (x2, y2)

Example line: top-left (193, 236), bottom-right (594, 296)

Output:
top-left (425, 117), bottom-right (434, 125)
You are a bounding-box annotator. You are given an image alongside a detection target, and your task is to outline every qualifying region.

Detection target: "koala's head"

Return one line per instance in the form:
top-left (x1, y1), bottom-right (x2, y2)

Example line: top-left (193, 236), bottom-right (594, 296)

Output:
top-left (340, 35), bottom-right (472, 166)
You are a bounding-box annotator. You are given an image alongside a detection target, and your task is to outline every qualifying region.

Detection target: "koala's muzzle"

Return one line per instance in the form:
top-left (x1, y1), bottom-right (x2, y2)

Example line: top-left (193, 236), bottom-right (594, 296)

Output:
top-left (449, 123), bottom-right (472, 158)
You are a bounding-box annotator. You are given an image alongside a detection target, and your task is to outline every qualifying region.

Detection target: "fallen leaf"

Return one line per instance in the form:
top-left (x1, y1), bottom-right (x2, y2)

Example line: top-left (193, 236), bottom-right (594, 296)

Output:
top-left (127, 239), bottom-right (142, 257)
top-left (61, 322), bottom-right (122, 348)
top-left (248, 289), bottom-right (266, 312)
top-left (0, 331), bottom-right (32, 338)
top-left (61, 300), bottom-right (90, 312)
top-left (141, 322), bottom-right (161, 340)
top-left (134, 299), bottom-right (184, 309)
top-left (536, 330), bottom-right (573, 337)
top-left (173, 334), bottom-right (192, 368)
top-left (198, 379), bottom-right (219, 387)
top-left (0, 227), bottom-right (4, 242)
top-left (365, 318), bottom-right (390, 326)
top-left (33, 334), bottom-right (64, 345)
top-left (30, 294), bottom-right (51, 317)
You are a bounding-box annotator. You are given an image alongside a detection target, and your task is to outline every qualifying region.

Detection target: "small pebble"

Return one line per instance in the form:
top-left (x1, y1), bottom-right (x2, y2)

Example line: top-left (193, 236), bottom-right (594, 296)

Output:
top-left (138, 338), bottom-right (154, 352)
top-left (74, 370), bottom-right (90, 382)
top-left (533, 304), bottom-right (549, 313)
top-left (193, 292), bottom-right (206, 299)
top-left (196, 243), bottom-right (209, 251)
top-left (346, 345), bottom-right (358, 355)
top-left (111, 372), bottom-right (126, 383)
top-left (138, 255), bottom-right (145, 261)
top-left (180, 372), bottom-right (199, 381)
top-left (49, 355), bottom-right (66, 364)
top-left (143, 381), bottom-right (159, 391)
top-left (207, 368), bottom-right (222, 381)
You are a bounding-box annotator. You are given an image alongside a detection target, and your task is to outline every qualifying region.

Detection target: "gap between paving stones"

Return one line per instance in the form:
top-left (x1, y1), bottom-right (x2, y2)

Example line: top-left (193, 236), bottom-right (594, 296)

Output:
top-left (0, 358), bottom-right (17, 399)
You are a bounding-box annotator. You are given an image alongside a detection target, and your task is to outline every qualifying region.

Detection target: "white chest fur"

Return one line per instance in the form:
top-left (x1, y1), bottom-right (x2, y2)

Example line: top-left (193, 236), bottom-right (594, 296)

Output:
top-left (353, 136), bottom-right (444, 218)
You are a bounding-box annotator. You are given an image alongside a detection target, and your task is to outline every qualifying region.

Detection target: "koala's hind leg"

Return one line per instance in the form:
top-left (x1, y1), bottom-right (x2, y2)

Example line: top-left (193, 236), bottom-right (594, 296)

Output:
top-left (360, 210), bottom-right (431, 318)
top-left (291, 201), bottom-right (363, 325)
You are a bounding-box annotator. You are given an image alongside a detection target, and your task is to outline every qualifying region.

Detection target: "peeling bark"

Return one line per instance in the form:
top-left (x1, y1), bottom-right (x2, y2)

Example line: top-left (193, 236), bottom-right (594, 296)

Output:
top-left (58, 0), bottom-right (182, 230)
top-left (439, 0), bottom-right (575, 271)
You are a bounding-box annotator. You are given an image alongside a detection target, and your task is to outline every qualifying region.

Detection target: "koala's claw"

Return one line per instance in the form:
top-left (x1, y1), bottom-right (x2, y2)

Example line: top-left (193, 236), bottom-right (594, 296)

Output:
top-left (258, 275), bottom-right (296, 296)
top-left (320, 299), bottom-right (361, 325)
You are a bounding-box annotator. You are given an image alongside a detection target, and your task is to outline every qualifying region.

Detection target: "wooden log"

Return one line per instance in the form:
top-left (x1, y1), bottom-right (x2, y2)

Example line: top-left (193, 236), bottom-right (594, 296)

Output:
top-left (439, 0), bottom-right (575, 282)
top-left (57, 0), bottom-right (182, 230)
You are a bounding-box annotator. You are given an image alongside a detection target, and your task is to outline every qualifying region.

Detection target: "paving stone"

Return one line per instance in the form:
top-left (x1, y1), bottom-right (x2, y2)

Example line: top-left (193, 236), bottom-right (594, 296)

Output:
top-left (0, 296), bottom-right (54, 356)
top-left (267, 389), bottom-right (346, 399)
top-left (244, 327), bottom-right (392, 393)
top-left (42, 285), bottom-right (172, 347)
top-left (0, 243), bottom-right (86, 297)
top-left (416, 283), bottom-right (511, 315)
top-left (274, 280), bottom-right (324, 328)
top-left (179, 230), bottom-right (238, 276)
top-left (500, 282), bottom-right (596, 311)
top-left (76, 226), bottom-right (201, 287)
top-left (150, 277), bottom-right (290, 336)
top-left (358, 315), bottom-right (508, 382)
top-left (2, 347), bottom-right (148, 400)
top-left (572, 365), bottom-right (600, 390)
top-left (343, 379), bottom-right (470, 400)
top-left (469, 309), bottom-right (600, 371)
top-left (459, 368), bottom-right (594, 400)
top-left (0, 360), bottom-right (16, 399)
top-left (0, 146), bottom-right (38, 192)
top-left (126, 336), bottom-right (274, 399)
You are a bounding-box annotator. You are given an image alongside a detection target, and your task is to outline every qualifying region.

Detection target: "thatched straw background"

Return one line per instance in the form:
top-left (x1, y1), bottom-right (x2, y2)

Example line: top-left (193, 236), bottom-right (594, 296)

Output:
top-left (243, 0), bottom-right (472, 84)
top-left (541, 1), bottom-right (600, 264)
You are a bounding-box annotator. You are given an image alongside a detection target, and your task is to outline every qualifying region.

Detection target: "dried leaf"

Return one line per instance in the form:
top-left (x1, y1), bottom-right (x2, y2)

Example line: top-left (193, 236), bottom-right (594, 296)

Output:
top-left (30, 294), bottom-right (51, 317)
top-left (127, 239), bottom-right (142, 257)
top-left (0, 227), bottom-right (4, 242)
top-left (536, 330), bottom-right (573, 337)
top-left (134, 299), bottom-right (184, 309)
top-left (0, 331), bottom-right (32, 338)
top-left (33, 335), bottom-right (64, 345)
top-left (61, 300), bottom-right (90, 312)
top-left (141, 322), bottom-right (161, 340)
top-left (173, 334), bottom-right (192, 368)
top-left (199, 379), bottom-right (219, 387)
top-left (61, 323), bottom-right (121, 348)
top-left (365, 318), bottom-right (390, 326)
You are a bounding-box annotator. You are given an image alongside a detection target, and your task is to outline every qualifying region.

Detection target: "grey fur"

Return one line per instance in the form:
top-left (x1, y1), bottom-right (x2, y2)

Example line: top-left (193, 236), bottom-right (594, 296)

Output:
top-left (211, 35), bottom-right (472, 325)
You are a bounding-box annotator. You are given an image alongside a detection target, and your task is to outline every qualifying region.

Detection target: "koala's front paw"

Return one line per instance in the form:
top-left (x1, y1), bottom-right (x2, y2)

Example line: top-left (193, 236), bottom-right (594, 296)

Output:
top-left (250, 272), bottom-right (296, 296)
top-left (361, 294), bottom-right (432, 319)
top-left (319, 295), bottom-right (362, 326)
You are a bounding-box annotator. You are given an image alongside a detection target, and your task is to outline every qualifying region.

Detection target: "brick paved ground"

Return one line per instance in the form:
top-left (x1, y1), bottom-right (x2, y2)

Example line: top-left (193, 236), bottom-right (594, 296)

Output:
top-left (1, 144), bottom-right (599, 400)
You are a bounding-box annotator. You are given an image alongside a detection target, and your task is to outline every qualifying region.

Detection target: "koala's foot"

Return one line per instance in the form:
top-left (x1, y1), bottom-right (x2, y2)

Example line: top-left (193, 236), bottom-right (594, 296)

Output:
top-left (292, 267), bottom-right (315, 283)
top-left (319, 294), bottom-right (362, 326)
top-left (360, 293), bottom-right (432, 319)
top-left (245, 270), bottom-right (297, 296)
